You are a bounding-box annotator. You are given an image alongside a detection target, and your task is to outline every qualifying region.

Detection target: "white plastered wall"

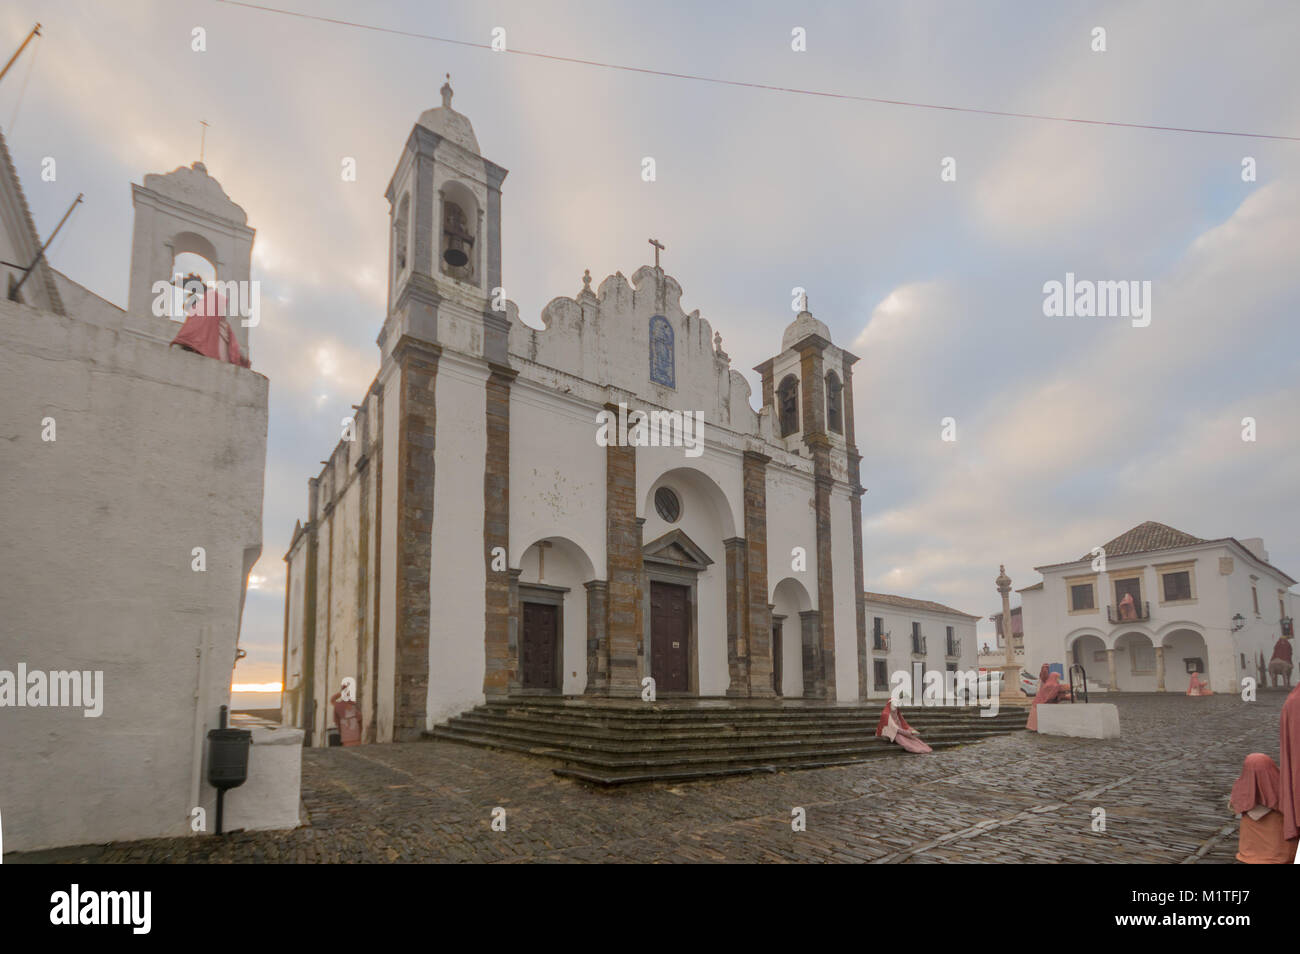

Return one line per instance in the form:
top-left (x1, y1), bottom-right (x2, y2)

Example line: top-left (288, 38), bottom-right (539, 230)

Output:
top-left (426, 352), bottom-right (489, 725)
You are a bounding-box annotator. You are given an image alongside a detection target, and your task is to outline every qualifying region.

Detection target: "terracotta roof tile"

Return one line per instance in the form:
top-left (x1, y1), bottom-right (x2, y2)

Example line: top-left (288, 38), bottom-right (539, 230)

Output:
top-left (1079, 521), bottom-right (1205, 561)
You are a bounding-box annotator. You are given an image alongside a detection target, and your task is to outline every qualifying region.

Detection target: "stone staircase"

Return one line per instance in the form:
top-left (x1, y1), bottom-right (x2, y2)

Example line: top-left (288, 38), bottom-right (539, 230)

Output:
top-left (428, 697), bottom-right (1028, 785)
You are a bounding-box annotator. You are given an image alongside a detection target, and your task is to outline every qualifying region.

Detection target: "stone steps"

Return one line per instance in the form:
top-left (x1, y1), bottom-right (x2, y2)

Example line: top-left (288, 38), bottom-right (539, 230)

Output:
top-left (428, 698), bottom-right (1027, 785)
top-left (460, 711), bottom-right (1022, 740)
top-left (441, 712), bottom-right (1014, 756)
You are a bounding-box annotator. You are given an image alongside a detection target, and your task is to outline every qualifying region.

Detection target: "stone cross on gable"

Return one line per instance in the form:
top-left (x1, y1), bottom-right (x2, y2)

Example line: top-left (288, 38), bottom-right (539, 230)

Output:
top-left (649, 238), bottom-right (665, 270)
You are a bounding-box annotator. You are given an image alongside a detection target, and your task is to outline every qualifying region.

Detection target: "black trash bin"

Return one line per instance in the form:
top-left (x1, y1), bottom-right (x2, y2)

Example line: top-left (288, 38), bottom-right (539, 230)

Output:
top-left (208, 727), bottom-right (252, 788)
top-left (206, 705), bottom-right (251, 834)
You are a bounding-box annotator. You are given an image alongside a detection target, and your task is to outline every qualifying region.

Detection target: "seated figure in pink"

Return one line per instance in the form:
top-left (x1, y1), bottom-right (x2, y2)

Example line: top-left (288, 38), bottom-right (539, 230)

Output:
top-left (876, 700), bottom-right (933, 754)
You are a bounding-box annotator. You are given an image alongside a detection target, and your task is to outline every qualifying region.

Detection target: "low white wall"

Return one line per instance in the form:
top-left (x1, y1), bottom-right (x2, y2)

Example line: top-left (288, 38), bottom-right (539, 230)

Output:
top-left (1037, 703), bottom-right (1121, 739)
top-left (223, 727), bottom-right (304, 832)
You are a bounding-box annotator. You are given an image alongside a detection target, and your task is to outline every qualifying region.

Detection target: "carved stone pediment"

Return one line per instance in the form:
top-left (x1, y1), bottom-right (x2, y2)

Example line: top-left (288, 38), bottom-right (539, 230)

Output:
top-left (642, 528), bottom-right (713, 571)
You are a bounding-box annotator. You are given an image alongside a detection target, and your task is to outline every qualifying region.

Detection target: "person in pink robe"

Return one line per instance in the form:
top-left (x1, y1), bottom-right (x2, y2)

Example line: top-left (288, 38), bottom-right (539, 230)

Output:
top-left (1187, 672), bottom-right (1212, 696)
top-left (1118, 592), bottom-right (1137, 621)
top-left (876, 700), bottom-right (932, 754)
top-left (330, 683), bottom-right (362, 747)
top-left (1026, 664), bottom-right (1072, 732)
top-left (1230, 753), bottom-right (1296, 863)
top-left (1268, 636), bottom-right (1293, 689)
top-left (170, 283), bottom-right (250, 368)
top-left (1280, 683), bottom-right (1300, 844)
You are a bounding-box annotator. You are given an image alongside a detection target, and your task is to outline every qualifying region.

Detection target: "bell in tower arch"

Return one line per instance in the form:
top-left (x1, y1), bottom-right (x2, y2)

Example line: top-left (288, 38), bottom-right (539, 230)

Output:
top-left (441, 200), bottom-right (474, 269)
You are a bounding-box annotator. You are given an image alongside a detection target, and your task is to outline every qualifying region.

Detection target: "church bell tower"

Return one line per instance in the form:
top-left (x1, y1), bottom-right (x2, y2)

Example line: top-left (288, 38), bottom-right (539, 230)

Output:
top-left (381, 76), bottom-right (509, 364)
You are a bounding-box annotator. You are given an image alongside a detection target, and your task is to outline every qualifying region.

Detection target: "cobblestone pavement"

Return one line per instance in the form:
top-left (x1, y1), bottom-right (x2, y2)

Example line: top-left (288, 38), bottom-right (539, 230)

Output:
top-left (25, 693), bottom-right (1291, 863)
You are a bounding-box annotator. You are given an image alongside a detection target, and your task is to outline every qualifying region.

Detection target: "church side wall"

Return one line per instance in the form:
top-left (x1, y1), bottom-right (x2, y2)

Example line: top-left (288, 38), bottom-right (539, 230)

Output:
top-left (0, 298), bottom-right (267, 852)
top-left (322, 458), bottom-right (363, 739)
top-left (281, 538), bottom-right (309, 727)
top-left (427, 352), bottom-right (489, 725)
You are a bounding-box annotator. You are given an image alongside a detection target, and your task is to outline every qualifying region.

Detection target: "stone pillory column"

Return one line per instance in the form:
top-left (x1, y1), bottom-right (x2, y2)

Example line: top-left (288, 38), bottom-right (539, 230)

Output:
top-left (603, 404), bottom-right (643, 696)
top-left (483, 362), bottom-right (516, 698)
top-left (744, 451), bottom-right (775, 698)
top-left (995, 565), bottom-right (1028, 708)
top-left (392, 339), bottom-right (440, 741)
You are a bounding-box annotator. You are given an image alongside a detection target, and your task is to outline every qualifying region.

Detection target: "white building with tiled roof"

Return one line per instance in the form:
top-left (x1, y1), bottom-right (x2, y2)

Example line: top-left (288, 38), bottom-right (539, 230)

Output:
top-left (1018, 522), bottom-right (1297, 694)
top-left (860, 591), bottom-right (980, 700)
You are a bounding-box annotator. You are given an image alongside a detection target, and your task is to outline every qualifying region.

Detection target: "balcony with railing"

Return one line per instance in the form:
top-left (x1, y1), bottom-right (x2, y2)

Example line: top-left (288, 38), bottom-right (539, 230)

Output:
top-left (872, 631), bottom-right (890, 652)
top-left (1107, 601), bottom-right (1151, 624)
top-left (945, 636), bottom-right (961, 658)
top-left (911, 634), bottom-right (927, 656)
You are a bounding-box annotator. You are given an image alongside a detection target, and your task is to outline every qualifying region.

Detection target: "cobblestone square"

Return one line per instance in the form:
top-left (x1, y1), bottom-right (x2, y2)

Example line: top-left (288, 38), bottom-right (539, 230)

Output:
top-left (26, 693), bottom-right (1289, 864)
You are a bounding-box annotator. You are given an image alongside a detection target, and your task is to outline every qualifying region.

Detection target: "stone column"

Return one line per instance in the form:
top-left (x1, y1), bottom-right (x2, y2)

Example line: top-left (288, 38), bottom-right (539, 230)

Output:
top-left (800, 610), bottom-right (823, 698)
top-left (770, 606), bottom-right (784, 696)
top-left (1107, 648), bottom-right (1118, 693)
top-left (584, 580), bottom-right (608, 693)
top-left (391, 339), bottom-right (440, 741)
top-left (506, 569), bottom-right (522, 694)
top-left (995, 565), bottom-right (1027, 707)
top-left (724, 537), bottom-right (748, 696)
top-left (744, 451), bottom-right (775, 698)
top-left (482, 363), bottom-right (516, 697)
top-left (1155, 645), bottom-right (1165, 692)
top-left (603, 412), bottom-right (643, 696)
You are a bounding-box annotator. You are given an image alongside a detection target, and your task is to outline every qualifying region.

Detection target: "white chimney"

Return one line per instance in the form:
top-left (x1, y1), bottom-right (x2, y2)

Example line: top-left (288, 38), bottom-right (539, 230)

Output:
top-left (1239, 537), bottom-right (1269, 563)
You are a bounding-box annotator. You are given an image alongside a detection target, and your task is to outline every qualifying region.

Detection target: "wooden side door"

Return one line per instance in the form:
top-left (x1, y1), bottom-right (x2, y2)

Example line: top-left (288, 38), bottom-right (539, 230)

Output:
top-left (521, 601), bottom-right (558, 690)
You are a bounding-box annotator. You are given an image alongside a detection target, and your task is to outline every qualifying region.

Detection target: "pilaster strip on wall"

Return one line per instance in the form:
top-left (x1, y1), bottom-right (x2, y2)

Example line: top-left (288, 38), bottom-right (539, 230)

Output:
top-left (392, 338), bottom-right (440, 741)
top-left (483, 362), bottom-right (517, 697)
top-left (744, 451), bottom-right (775, 697)
top-left (603, 406), bottom-right (643, 696)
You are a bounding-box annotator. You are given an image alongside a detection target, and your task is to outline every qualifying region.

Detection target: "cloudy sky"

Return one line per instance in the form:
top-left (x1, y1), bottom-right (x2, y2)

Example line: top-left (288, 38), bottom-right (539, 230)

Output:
top-left (4, 0), bottom-right (1298, 684)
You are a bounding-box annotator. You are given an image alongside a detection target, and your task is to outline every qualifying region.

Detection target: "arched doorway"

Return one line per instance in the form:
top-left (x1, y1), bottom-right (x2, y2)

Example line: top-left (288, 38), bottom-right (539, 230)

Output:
top-left (640, 466), bottom-right (737, 695)
top-left (516, 536), bottom-right (596, 695)
top-left (1068, 632), bottom-right (1108, 689)
top-left (1161, 627), bottom-right (1211, 693)
top-left (771, 577), bottom-right (814, 697)
top-left (1113, 631), bottom-right (1157, 692)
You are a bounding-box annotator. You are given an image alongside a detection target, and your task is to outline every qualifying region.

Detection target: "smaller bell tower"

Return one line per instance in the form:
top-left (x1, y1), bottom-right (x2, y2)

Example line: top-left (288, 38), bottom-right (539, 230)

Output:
top-left (125, 161), bottom-right (255, 354)
top-left (381, 76), bottom-right (509, 364)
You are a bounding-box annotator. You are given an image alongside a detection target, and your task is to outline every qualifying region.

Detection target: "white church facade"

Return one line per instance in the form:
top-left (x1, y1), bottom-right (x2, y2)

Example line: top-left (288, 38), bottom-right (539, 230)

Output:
top-left (281, 82), bottom-right (877, 745)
